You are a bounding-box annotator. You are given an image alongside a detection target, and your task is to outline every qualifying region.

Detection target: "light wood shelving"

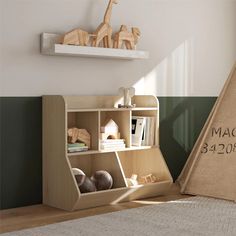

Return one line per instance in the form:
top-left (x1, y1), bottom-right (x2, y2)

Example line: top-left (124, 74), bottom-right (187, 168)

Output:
top-left (43, 95), bottom-right (173, 211)
top-left (40, 33), bottom-right (149, 60)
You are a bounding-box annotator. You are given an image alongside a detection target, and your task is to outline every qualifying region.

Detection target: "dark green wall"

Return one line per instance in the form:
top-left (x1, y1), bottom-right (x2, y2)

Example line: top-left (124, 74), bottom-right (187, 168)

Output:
top-left (0, 97), bottom-right (216, 210)
top-left (0, 98), bottom-right (42, 210)
top-left (158, 97), bottom-right (216, 180)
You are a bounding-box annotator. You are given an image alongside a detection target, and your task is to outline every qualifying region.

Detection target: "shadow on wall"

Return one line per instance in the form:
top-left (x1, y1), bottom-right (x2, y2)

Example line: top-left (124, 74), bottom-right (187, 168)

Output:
top-left (130, 40), bottom-right (217, 180)
top-left (133, 39), bottom-right (194, 96)
top-left (158, 97), bottom-right (216, 180)
top-left (130, 39), bottom-right (217, 180)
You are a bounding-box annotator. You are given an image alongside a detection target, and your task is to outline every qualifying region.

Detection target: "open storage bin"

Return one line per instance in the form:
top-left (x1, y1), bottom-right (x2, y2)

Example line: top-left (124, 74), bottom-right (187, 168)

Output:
top-left (69, 152), bottom-right (129, 210)
top-left (117, 149), bottom-right (172, 200)
top-left (69, 153), bottom-right (126, 190)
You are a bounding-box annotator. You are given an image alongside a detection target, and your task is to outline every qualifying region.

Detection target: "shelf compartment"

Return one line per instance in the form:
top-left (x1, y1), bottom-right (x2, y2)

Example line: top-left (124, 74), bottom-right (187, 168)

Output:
top-left (117, 148), bottom-right (173, 200)
top-left (132, 110), bottom-right (158, 147)
top-left (69, 152), bottom-right (126, 191)
top-left (100, 110), bottom-right (131, 148)
top-left (69, 152), bottom-right (128, 210)
top-left (67, 111), bottom-right (99, 151)
top-left (41, 33), bottom-right (149, 60)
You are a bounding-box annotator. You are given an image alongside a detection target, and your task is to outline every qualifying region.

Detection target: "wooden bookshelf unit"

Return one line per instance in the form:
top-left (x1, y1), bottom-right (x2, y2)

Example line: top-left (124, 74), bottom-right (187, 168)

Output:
top-left (43, 95), bottom-right (173, 211)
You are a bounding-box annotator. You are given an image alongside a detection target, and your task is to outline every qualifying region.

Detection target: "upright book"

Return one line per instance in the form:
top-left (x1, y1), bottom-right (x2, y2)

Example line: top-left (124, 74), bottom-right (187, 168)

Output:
top-left (132, 116), bottom-right (155, 146)
top-left (132, 117), bottom-right (145, 146)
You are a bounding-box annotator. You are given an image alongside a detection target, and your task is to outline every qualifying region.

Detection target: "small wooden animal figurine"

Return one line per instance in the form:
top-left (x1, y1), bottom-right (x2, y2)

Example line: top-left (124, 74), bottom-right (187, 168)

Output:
top-left (139, 174), bottom-right (157, 184)
top-left (92, 0), bottom-right (118, 48)
top-left (113, 25), bottom-right (141, 50)
top-left (62, 29), bottom-right (92, 46)
top-left (118, 87), bottom-right (135, 108)
top-left (68, 128), bottom-right (91, 148)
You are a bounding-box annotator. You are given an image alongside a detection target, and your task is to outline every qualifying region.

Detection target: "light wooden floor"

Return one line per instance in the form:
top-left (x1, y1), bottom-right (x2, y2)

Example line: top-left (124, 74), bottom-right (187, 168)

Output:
top-left (0, 184), bottom-right (191, 234)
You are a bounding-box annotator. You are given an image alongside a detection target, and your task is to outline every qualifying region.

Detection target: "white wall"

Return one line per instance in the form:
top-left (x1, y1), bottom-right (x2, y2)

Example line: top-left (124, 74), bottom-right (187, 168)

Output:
top-left (0, 0), bottom-right (235, 96)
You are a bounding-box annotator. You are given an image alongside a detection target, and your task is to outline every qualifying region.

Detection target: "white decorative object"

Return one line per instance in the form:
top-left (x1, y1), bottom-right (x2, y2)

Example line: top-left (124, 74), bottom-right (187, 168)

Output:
top-left (101, 119), bottom-right (120, 140)
top-left (126, 174), bottom-right (139, 186)
top-left (101, 119), bottom-right (119, 134)
top-left (118, 87), bottom-right (135, 108)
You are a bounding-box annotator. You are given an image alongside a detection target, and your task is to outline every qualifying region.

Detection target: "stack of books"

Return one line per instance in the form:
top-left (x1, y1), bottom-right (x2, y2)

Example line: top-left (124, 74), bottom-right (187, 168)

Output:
top-left (67, 143), bottom-right (89, 153)
top-left (100, 139), bottom-right (126, 150)
top-left (132, 116), bottom-right (155, 146)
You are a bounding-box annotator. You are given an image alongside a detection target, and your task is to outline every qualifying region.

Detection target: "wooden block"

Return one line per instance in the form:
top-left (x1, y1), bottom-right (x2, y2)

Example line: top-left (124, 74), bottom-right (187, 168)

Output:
top-left (139, 174), bottom-right (158, 184)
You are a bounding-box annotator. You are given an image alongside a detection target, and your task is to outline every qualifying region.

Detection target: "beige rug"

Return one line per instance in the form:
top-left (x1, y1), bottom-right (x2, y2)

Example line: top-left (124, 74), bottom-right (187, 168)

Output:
top-left (2, 197), bottom-right (236, 236)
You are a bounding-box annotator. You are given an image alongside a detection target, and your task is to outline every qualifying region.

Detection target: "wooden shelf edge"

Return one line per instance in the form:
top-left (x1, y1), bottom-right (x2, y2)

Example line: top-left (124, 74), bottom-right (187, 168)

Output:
top-left (67, 107), bottom-right (158, 112)
top-left (128, 180), bottom-right (172, 189)
top-left (79, 180), bottom-right (172, 197)
top-left (40, 33), bottom-right (149, 60)
top-left (67, 146), bottom-right (158, 157)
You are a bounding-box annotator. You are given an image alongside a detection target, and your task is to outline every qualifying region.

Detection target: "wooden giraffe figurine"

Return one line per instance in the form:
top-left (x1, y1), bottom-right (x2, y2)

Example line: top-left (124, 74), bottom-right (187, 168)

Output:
top-left (92, 0), bottom-right (118, 48)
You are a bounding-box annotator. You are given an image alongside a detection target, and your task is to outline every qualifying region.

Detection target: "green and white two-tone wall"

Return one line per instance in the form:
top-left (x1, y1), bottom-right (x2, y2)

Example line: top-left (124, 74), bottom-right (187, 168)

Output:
top-left (0, 0), bottom-right (235, 209)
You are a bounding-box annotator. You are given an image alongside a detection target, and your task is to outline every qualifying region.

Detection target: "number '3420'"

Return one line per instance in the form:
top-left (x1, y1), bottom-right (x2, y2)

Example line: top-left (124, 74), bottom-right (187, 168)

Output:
top-left (201, 143), bottom-right (236, 155)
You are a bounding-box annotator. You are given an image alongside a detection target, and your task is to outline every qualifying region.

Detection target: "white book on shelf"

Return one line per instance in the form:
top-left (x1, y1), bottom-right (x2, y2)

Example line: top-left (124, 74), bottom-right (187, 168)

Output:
top-left (101, 143), bottom-right (125, 148)
top-left (132, 116), bottom-right (155, 146)
top-left (144, 117), bottom-right (149, 146)
top-left (132, 117), bottom-right (146, 146)
top-left (148, 117), bottom-right (155, 146)
top-left (100, 139), bottom-right (125, 144)
top-left (101, 143), bottom-right (126, 150)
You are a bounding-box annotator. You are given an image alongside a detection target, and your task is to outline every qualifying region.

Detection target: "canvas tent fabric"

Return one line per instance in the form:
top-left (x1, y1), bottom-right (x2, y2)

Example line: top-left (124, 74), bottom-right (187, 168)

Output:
top-left (178, 63), bottom-right (236, 201)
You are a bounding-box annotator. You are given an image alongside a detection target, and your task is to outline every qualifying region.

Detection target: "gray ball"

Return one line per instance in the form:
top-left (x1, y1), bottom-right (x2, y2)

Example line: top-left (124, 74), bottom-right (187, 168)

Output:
top-left (72, 168), bottom-right (96, 193)
top-left (91, 170), bottom-right (113, 191)
top-left (75, 175), bottom-right (96, 193)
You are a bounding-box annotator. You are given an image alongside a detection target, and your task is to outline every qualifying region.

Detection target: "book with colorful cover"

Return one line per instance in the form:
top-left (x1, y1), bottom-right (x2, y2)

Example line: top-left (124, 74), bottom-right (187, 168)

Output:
top-left (67, 143), bottom-right (88, 153)
top-left (68, 143), bottom-right (86, 148)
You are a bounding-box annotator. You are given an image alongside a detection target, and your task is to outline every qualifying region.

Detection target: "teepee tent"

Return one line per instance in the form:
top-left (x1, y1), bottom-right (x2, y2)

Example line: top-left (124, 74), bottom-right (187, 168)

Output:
top-left (178, 63), bottom-right (236, 201)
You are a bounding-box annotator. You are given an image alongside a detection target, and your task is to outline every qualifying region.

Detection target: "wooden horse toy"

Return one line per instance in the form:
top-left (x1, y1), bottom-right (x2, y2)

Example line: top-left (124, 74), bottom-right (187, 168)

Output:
top-left (68, 128), bottom-right (91, 148)
top-left (113, 25), bottom-right (141, 50)
top-left (62, 29), bottom-right (94, 46)
top-left (92, 0), bottom-right (118, 48)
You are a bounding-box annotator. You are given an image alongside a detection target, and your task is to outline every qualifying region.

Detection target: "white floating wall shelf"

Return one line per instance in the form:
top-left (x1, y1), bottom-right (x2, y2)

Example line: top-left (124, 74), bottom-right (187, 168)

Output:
top-left (40, 33), bottom-right (149, 60)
